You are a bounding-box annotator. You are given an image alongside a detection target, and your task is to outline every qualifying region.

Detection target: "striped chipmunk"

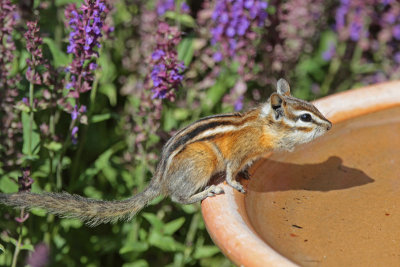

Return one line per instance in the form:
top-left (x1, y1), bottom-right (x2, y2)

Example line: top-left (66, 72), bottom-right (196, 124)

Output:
top-left (0, 79), bottom-right (332, 226)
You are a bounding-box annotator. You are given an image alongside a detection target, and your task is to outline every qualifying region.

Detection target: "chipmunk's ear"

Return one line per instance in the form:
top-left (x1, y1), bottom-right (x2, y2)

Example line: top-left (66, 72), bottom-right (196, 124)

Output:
top-left (270, 93), bottom-right (285, 119)
top-left (270, 93), bottom-right (283, 109)
top-left (277, 78), bottom-right (291, 96)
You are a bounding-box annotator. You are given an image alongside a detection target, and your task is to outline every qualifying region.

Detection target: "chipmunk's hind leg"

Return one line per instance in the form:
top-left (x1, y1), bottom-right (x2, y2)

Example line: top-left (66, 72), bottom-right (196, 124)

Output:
top-left (167, 142), bottom-right (224, 204)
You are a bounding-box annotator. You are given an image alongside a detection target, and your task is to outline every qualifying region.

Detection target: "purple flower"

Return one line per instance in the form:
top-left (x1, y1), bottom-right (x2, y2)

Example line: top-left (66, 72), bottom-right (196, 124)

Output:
top-left (152, 49), bottom-right (165, 61)
top-left (382, 0), bottom-right (393, 5)
top-left (26, 243), bottom-right (50, 267)
top-left (24, 21), bottom-right (49, 85)
top-left (393, 25), bottom-right (400, 40)
top-left (234, 96), bottom-right (244, 111)
top-left (322, 42), bottom-right (336, 61)
top-left (71, 105), bottom-right (79, 120)
top-left (70, 104), bottom-right (86, 121)
top-left (157, 0), bottom-right (190, 16)
top-left (335, 1), bottom-right (349, 31)
top-left (89, 62), bottom-right (98, 70)
top-left (148, 22), bottom-right (185, 101)
top-left (210, 0), bottom-right (267, 61)
top-left (64, 0), bottom-right (111, 96)
top-left (395, 52), bottom-right (400, 64)
top-left (350, 21), bottom-right (362, 41)
top-left (213, 51), bottom-right (223, 62)
top-left (18, 167), bottom-right (34, 193)
top-left (71, 126), bottom-right (79, 144)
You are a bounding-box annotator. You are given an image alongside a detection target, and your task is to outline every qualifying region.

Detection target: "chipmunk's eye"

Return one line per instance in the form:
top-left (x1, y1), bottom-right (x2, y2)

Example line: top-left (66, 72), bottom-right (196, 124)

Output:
top-left (299, 113), bottom-right (312, 122)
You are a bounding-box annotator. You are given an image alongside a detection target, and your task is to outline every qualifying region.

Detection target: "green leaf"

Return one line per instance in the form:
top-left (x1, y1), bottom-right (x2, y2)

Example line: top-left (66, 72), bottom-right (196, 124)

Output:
top-left (178, 37), bottom-right (194, 67)
top-left (122, 260), bottom-right (149, 267)
top-left (43, 141), bottom-right (62, 152)
top-left (83, 186), bottom-right (103, 199)
top-left (173, 108), bottom-right (189, 121)
top-left (22, 112), bottom-right (41, 156)
top-left (99, 84), bottom-right (117, 106)
top-left (55, 0), bottom-right (81, 7)
top-left (119, 241), bottom-right (149, 254)
top-left (77, 142), bottom-right (125, 185)
top-left (148, 231), bottom-right (184, 252)
top-left (142, 213), bottom-right (164, 231)
top-left (20, 243), bottom-right (35, 251)
top-left (163, 217), bottom-right (185, 235)
top-left (193, 245), bottom-right (221, 259)
top-left (60, 218), bottom-right (83, 230)
top-left (30, 208), bottom-right (47, 217)
top-left (180, 204), bottom-right (198, 214)
top-left (43, 37), bottom-right (70, 67)
top-left (52, 234), bottom-right (66, 249)
top-left (0, 175), bottom-right (18, 193)
top-left (202, 70), bottom-right (237, 111)
top-left (164, 11), bottom-right (196, 28)
top-left (0, 243), bottom-right (5, 254)
top-left (90, 113), bottom-right (112, 123)
top-left (162, 109), bottom-right (177, 132)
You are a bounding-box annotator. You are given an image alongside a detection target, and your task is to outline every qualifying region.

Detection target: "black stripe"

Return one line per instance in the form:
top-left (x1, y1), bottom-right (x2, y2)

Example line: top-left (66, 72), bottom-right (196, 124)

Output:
top-left (196, 113), bottom-right (242, 122)
top-left (175, 113), bottom-right (241, 137)
top-left (175, 134), bottom-right (220, 157)
top-left (166, 121), bottom-right (232, 158)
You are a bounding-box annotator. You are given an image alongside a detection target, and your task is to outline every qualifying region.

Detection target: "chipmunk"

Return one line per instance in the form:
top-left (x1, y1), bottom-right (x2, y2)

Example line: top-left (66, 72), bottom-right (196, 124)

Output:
top-left (0, 79), bottom-right (331, 226)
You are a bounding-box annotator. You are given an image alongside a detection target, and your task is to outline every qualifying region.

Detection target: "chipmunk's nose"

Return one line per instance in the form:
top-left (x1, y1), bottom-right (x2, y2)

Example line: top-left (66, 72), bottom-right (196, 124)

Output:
top-left (326, 121), bottom-right (332, 131)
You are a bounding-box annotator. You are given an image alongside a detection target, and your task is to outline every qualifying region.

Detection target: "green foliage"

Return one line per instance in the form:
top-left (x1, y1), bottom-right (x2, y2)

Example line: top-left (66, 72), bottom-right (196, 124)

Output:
top-left (0, 2), bottom-right (234, 266)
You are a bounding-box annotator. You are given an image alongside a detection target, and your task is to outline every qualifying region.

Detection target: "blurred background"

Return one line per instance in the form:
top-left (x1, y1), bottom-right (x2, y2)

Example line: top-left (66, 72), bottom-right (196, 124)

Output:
top-left (0, 0), bottom-right (399, 266)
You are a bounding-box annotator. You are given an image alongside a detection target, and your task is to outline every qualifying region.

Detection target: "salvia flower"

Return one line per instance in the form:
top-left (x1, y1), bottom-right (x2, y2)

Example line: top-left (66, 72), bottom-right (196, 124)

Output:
top-left (18, 167), bottom-right (34, 193)
top-left (24, 21), bottom-right (49, 85)
top-left (0, 0), bottom-right (19, 87)
top-left (64, 0), bottom-right (110, 96)
top-left (149, 22), bottom-right (185, 101)
top-left (0, 0), bottom-right (22, 169)
top-left (334, 0), bottom-right (375, 42)
top-left (210, 0), bottom-right (267, 61)
top-left (71, 126), bottom-right (79, 145)
top-left (15, 167), bottom-right (33, 223)
top-left (71, 104), bottom-right (87, 121)
top-left (26, 242), bottom-right (50, 267)
top-left (322, 42), bottom-right (336, 61)
top-left (156, 0), bottom-right (190, 16)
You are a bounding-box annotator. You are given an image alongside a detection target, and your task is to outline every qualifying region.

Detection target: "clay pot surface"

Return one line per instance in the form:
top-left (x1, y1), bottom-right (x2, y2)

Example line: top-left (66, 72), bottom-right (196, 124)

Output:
top-left (201, 81), bottom-right (400, 267)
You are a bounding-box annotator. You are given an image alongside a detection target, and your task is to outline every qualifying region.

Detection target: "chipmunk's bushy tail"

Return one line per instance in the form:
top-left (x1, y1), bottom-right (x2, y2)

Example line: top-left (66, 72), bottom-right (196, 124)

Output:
top-left (0, 182), bottom-right (161, 226)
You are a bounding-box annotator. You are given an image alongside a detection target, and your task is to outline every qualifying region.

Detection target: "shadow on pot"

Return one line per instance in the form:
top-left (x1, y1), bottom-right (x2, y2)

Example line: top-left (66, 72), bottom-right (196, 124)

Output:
top-left (248, 156), bottom-right (374, 193)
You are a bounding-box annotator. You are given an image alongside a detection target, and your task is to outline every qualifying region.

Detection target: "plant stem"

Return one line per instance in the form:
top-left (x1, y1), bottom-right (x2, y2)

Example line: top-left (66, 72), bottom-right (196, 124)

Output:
top-left (11, 210), bottom-right (25, 267)
top-left (320, 42), bottom-right (346, 95)
top-left (28, 71), bottom-right (35, 157)
top-left (181, 212), bottom-right (200, 266)
top-left (70, 75), bottom-right (99, 183)
top-left (56, 119), bottom-right (76, 189)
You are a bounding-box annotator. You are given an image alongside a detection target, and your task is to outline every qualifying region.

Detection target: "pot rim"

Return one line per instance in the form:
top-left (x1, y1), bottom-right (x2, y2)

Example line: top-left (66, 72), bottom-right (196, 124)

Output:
top-left (201, 80), bottom-right (400, 267)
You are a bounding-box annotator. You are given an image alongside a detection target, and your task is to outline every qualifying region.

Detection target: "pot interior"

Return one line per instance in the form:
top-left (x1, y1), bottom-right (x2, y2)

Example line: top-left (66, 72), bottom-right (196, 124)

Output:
top-left (246, 106), bottom-right (400, 266)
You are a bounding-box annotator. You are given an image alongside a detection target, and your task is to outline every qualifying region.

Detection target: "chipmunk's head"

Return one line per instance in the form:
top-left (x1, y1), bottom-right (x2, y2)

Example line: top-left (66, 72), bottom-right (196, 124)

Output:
top-left (261, 78), bottom-right (332, 151)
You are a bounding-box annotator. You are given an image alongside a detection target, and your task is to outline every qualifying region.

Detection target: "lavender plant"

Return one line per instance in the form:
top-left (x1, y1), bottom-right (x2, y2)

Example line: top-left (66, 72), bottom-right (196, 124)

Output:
top-left (149, 22), bottom-right (185, 101)
top-left (210, 0), bottom-right (267, 67)
top-left (65, 0), bottom-right (110, 96)
top-left (0, 0), bottom-right (22, 169)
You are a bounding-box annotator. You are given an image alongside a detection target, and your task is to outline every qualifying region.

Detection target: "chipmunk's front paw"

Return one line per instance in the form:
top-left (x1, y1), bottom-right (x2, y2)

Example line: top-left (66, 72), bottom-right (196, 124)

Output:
top-left (206, 185), bottom-right (224, 197)
top-left (228, 181), bottom-right (246, 194)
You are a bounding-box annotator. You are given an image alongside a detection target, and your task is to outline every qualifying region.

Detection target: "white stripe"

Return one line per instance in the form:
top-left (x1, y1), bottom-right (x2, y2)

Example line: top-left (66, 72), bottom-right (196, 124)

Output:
top-left (261, 103), bottom-right (271, 117)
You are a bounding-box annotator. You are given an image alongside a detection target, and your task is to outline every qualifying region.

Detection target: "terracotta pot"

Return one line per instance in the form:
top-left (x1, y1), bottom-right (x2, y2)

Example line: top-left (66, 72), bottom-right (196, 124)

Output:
top-left (201, 81), bottom-right (400, 267)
